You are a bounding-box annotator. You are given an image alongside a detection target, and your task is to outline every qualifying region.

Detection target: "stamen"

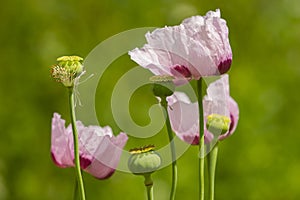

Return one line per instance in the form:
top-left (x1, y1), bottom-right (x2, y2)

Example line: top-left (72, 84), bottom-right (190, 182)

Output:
top-left (129, 145), bottom-right (155, 154)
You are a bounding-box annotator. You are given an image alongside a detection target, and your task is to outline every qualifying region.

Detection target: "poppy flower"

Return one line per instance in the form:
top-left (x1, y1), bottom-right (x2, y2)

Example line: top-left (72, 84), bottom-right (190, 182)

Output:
top-left (167, 75), bottom-right (239, 145)
top-left (51, 113), bottom-right (128, 179)
top-left (129, 9), bottom-right (232, 84)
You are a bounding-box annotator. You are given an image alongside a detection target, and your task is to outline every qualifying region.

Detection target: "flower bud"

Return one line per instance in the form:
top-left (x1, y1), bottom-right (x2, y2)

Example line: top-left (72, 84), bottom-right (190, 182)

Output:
top-left (128, 145), bottom-right (161, 175)
top-left (51, 55), bottom-right (84, 87)
top-left (150, 75), bottom-right (174, 98)
top-left (206, 114), bottom-right (231, 135)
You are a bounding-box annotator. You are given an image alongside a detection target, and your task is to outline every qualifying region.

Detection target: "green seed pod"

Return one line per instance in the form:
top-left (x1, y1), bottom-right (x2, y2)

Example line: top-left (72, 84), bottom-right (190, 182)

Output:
top-left (128, 145), bottom-right (161, 175)
top-left (206, 114), bottom-right (231, 135)
top-left (150, 75), bottom-right (174, 98)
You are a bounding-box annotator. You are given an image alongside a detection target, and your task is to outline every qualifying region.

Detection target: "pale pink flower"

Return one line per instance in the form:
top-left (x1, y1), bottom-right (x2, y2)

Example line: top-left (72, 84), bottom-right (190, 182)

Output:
top-left (51, 113), bottom-right (128, 179)
top-left (129, 9), bottom-right (232, 84)
top-left (167, 75), bottom-right (239, 144)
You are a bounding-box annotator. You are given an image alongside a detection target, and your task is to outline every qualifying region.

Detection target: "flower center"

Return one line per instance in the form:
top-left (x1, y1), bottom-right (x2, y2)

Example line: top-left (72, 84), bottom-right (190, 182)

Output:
top-left (218, 58), bottom-right (232, 74)
top-left (171, 65), bottom-right (192, 78)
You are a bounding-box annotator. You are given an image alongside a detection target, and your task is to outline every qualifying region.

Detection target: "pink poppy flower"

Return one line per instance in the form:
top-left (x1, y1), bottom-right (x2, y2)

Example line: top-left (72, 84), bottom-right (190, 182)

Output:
top-left (51, 113), bottom-right (128, 179)
top-left (167, 75), bottom-right (239, 145)
top-left (129, 9), bottom-right (232, 83)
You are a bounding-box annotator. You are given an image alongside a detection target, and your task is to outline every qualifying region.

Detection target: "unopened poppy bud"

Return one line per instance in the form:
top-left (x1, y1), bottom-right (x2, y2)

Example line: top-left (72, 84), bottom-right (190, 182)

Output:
top-left (51, 55), bottom-right (84, 87)
top-left (128, 145), bottom-right (161, 175)
top-left (206, 114), bottom-right (231, 135)
top-left (150, 75), bottom-right (174, 98)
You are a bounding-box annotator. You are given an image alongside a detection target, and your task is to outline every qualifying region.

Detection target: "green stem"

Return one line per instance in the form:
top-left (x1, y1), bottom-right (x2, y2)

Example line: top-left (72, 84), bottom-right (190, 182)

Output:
top-left (207, 143), bottom-right (219, 200)
top-left (161, 98), bottom-right (177, 200)
top-left (68, 88), bottom-right (86, 200)
top-left (73, 178), bottom-right (79, 200)
top-left (144, 174), bottom-right (154, 200)
top-left (197, 78), bottom-right (205, 200)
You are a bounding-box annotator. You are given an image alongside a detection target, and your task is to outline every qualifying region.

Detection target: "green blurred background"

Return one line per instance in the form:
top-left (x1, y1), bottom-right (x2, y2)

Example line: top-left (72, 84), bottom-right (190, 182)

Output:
top-left (1, 0), bottom-right (300, 199)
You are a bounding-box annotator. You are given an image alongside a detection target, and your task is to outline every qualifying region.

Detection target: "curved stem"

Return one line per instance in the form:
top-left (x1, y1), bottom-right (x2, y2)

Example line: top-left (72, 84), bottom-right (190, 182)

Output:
top-left (207, 143), bottom-right (219, 200)
top-left (144, 174), bottom-right (154, 200)
top-left (161, 98), bottom-right (177, 200)
top-left (68, 88), bottom-right (86, 200)
top-left (197, 78), bottom-right (205, 200)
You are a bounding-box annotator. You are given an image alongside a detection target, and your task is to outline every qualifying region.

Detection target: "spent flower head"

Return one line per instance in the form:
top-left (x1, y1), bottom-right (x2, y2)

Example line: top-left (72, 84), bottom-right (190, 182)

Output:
top-left (51, 55), bottom-right (85, 87)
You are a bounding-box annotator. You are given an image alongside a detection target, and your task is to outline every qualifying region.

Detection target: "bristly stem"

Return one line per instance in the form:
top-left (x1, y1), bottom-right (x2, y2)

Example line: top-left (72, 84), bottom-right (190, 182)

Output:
top-left (68, 88), bottom-right (86, 200)
top-left (197, 78), bottom-right (205, 200)
top-left (144, 174), bottom-right (154, 200)
top-left (207, 143), bottom-right (219, 200)
top-left (161, 98), bottom-right (177, 200)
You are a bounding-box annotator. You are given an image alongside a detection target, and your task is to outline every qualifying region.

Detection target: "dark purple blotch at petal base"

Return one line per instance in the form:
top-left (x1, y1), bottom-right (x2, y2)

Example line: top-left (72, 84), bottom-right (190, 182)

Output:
top-left (182, 134), bottom-right (199, 145)
top-left (218, 58), bottom-right (232, 74)
top-left (171, 65), bottom-right (192, 78)
top-left (228, 114), bottom-right (234, 133)
top-left (80, 155), bottom-right (92, 169)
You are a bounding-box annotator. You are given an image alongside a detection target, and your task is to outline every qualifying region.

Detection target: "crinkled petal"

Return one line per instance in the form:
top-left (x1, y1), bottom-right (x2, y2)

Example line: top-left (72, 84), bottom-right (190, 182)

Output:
top-left (129, 45), bottom-right (173, 76)
top-left (168, 99), bottom-right (198, 135)
top-left (145, 25), bottom-right (216, 79)
top-left (168, 92), bottom-right (199, 145)
top-left (168, 92), bottom-right (216, 145)
top-left (78, 125), bottom-right (113, 158)
top-left (84, 133), bottom-right (128, 179)
top-left (129, 25), bottom-right (217, 81)
top-left (182, 9), bottom-right (232, 74)
top-left (204, 74), bottom-right (230, 117)
top-left (129, 9), bottom-right (232, 82)
top-left (50, 113), bottom-right (128, 178)
top-left (51, 113), bottom-right (74, 168)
